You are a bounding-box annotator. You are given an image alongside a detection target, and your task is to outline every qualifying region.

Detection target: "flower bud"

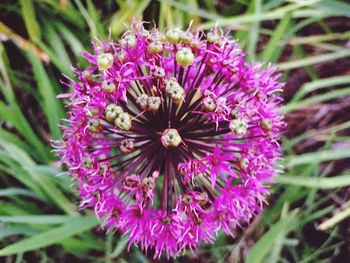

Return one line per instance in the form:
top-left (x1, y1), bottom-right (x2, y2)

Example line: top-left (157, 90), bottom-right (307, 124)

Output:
top-left (149, 41), bottom-right (163, 53)
top-left (229, 118), bottom-right (248, 137)
top-left (82, 157), bottom-right (93, 169)
top-left (97, 53), bottom-right (114, 70)
top-left (176, 48), bottom-right (195, 67)
top-left (166, 28), bottom-right (181, 44)
top-left (124, 174), bottom-right (140, 189)
top-left (120, 139), bottom-right (135, 154)
top-left (115, 112), bottom-right (132, 131)
top-left (87, 119), bottom-right (101, 133)
top-left (202, 96), bottom-right (216, 111)
top-left (161, 128), bottom-right (182, 148)
top-left (152, 66), bottom-right (165, 78)
top-left (180, 31), bottom-right (193, 44)
top-left (136, 94), bottom-right (149, 110)
top-left (207, 31), bottom-right (219, 43)
top-left (147, 96), bottom-right (161, 112)
top-left (141, 177), bottom-right (156, 189)
top-left (260, 119), bottom-right (272, 131)
top-left (165, 78), bottom-right (180, 93)
top-left (240, 158), bottom-right (249, 169)
top-left (120, 34), bottom-right (136, 48)
top-left (102, 81), bottom-right (116, 93)
top-left (105, 104), bottom-right (123, 122)
top-left (170, 86), bottom-right (185, 104)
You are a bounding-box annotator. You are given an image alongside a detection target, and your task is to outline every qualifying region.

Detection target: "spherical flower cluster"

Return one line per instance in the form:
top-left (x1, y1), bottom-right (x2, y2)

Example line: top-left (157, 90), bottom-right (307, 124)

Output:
top-left (54, 22), bottom-right (285, 258)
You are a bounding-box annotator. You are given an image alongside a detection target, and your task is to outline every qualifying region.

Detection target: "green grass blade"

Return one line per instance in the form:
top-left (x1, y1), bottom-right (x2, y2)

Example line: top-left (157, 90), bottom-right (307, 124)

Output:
top-left (277, 174), bottom-right (350, 189)
top-left (316, 0), bottom-right (350, 18)
top-left (318, 205), bottom-right (350, 230)
top-left (292, 75), bottom-right (350, 102)
top-left (286, 149), bottom-right (350, 167)
top-left (20, 0), bottom-right (41, 43)
top-left (283, 87), bottom-right (350, 112)
top-left (0, 188), bottom-right (42, 200)
top-left (109, 0), bottom-right (151, 36)
top-left (0, 226), bottom-right (38, 240)
top-left (246, 210), bottom-right (298, 263)
top-left (55, 23), bottom-right (85, 60)
top-left (0, 215), bottom-right (98, 256)
top-left (277, 50), bottom-right (350, 71)
top-left (247, 0), bottom-right (262, 61)
top-left (201, 0), bottom-right (321, 29)
top-left (0, 101), bottom-right (50, 162)
top-left (259, 11), bottom-right (292, 63)
top-left (27, 52), bottom-right (62, 140)
top-left (0, 139), bottom-right (78, 215)
top-left (0, 215), bottom-right (79, 225)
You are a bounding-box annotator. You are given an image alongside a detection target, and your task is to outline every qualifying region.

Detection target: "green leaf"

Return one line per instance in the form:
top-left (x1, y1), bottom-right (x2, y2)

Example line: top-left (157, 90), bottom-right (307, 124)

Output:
top-left (316, 0), bottom-right (350, 18)
top-left (0, 216), bottom-right (98, 256)
top-left (0, 188), bottom-right (41, 200)
top-left (318, 204), bottom-right (350, 230)
top-left (277, 174), bottom-right (350, 189)
top-left (201, 0), bottom-right (322, 29)
top-left (0, 226), bottom-right (38, 240)
top-left (246, 210), bottom-right (298, 263)
top-left (283, 87), bottom-right (350, 112)
top-left (109, 0), bottom-right (151, 35)
top-left (286, 149), bottom-right (350, 167)
top-left (259, 11), bottom-right (292, 62)
top-left (277, 50), bottom-right (350, 71)
top-left (20, 0), bottom-right (41, 43)
top-left (0, 215), bottom-right (79, 225)
top-left (0, 139), bottom-right (78, 215)
top-left (27, 51), bottom-right (62, 140)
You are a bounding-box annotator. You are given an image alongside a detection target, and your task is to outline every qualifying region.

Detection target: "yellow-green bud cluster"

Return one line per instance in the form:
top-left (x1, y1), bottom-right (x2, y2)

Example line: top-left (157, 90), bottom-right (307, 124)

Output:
top-left (102, 81), bottom-right (116, 93)
top-left (165, 78), bottom-right (185, 103)
top-left (147, 96), bottom-right (161, 112)
top-left (161, 128), bottom-right (182, 148)
top-left (176, 47), bottom-right (195, 67)
top-left (207, 31), bottom-right (220, 43)
top-left (105, 103), bottom-right (123, 122)
top-left (166, 28), bottom-right (182, 44)
top-left (120, 138), bottom-right (135, 154)
top-left (115, 112), bottom-right (132, 131)
top-left (120, 34), bottom-right (136, 48)
top-left (229, 118), bottom-right (248, 137)
top-left (97, 53), bottom-right (114, 70)
top-left (136, 94), bottom-right (161, 112)
top-left (87, 119), bottom-right (101, 133)
top-left (260, 119), bottom-right (272, 131)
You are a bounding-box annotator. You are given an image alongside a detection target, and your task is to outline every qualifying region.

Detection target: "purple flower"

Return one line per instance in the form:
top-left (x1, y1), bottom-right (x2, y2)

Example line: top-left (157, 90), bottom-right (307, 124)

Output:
top-left (54, 21), bottom-right (285, 258)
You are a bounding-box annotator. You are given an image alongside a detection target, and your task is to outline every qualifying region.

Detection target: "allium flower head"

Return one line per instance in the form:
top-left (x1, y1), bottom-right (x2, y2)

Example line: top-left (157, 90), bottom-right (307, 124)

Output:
top-left (54, 21), bottom-right (285, 258)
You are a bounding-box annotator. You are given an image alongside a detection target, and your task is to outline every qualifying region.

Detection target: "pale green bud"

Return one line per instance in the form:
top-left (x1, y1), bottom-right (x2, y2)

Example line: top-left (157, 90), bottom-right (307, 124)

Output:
top-left (147, 96), bottom-right (161, 112)
top-left (102, 81), bottom-right (116, 93)
top-left (149, 41), bottom-right (163, 53)
top-left (97, 53), bottom-right (114, 70)
top-left (166, 28), bottom-right (182, 44)
top-left (115, 112), bottom-right (132, 131)
top-left (161, 128), bottom-right (182, 148)
top-left (120, 34), bottom-right (136, 48)
top-left (176, 48), bottom-right (195, 67)
top-left (260, 119), bottom-right (272, 131)
top-left (105, 104), bottom-right (123, 122)
top-left (136, 94), bottom-right (149, 110)
top-left (87, 119), bottom-right (101, 133)
top-left (229, 118), bottom-right (248, 137)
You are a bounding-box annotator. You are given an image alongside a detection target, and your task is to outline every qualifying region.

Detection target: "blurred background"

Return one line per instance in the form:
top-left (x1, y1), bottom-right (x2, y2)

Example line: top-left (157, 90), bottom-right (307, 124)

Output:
top-left (0, 0), bottom-right (349, 262)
